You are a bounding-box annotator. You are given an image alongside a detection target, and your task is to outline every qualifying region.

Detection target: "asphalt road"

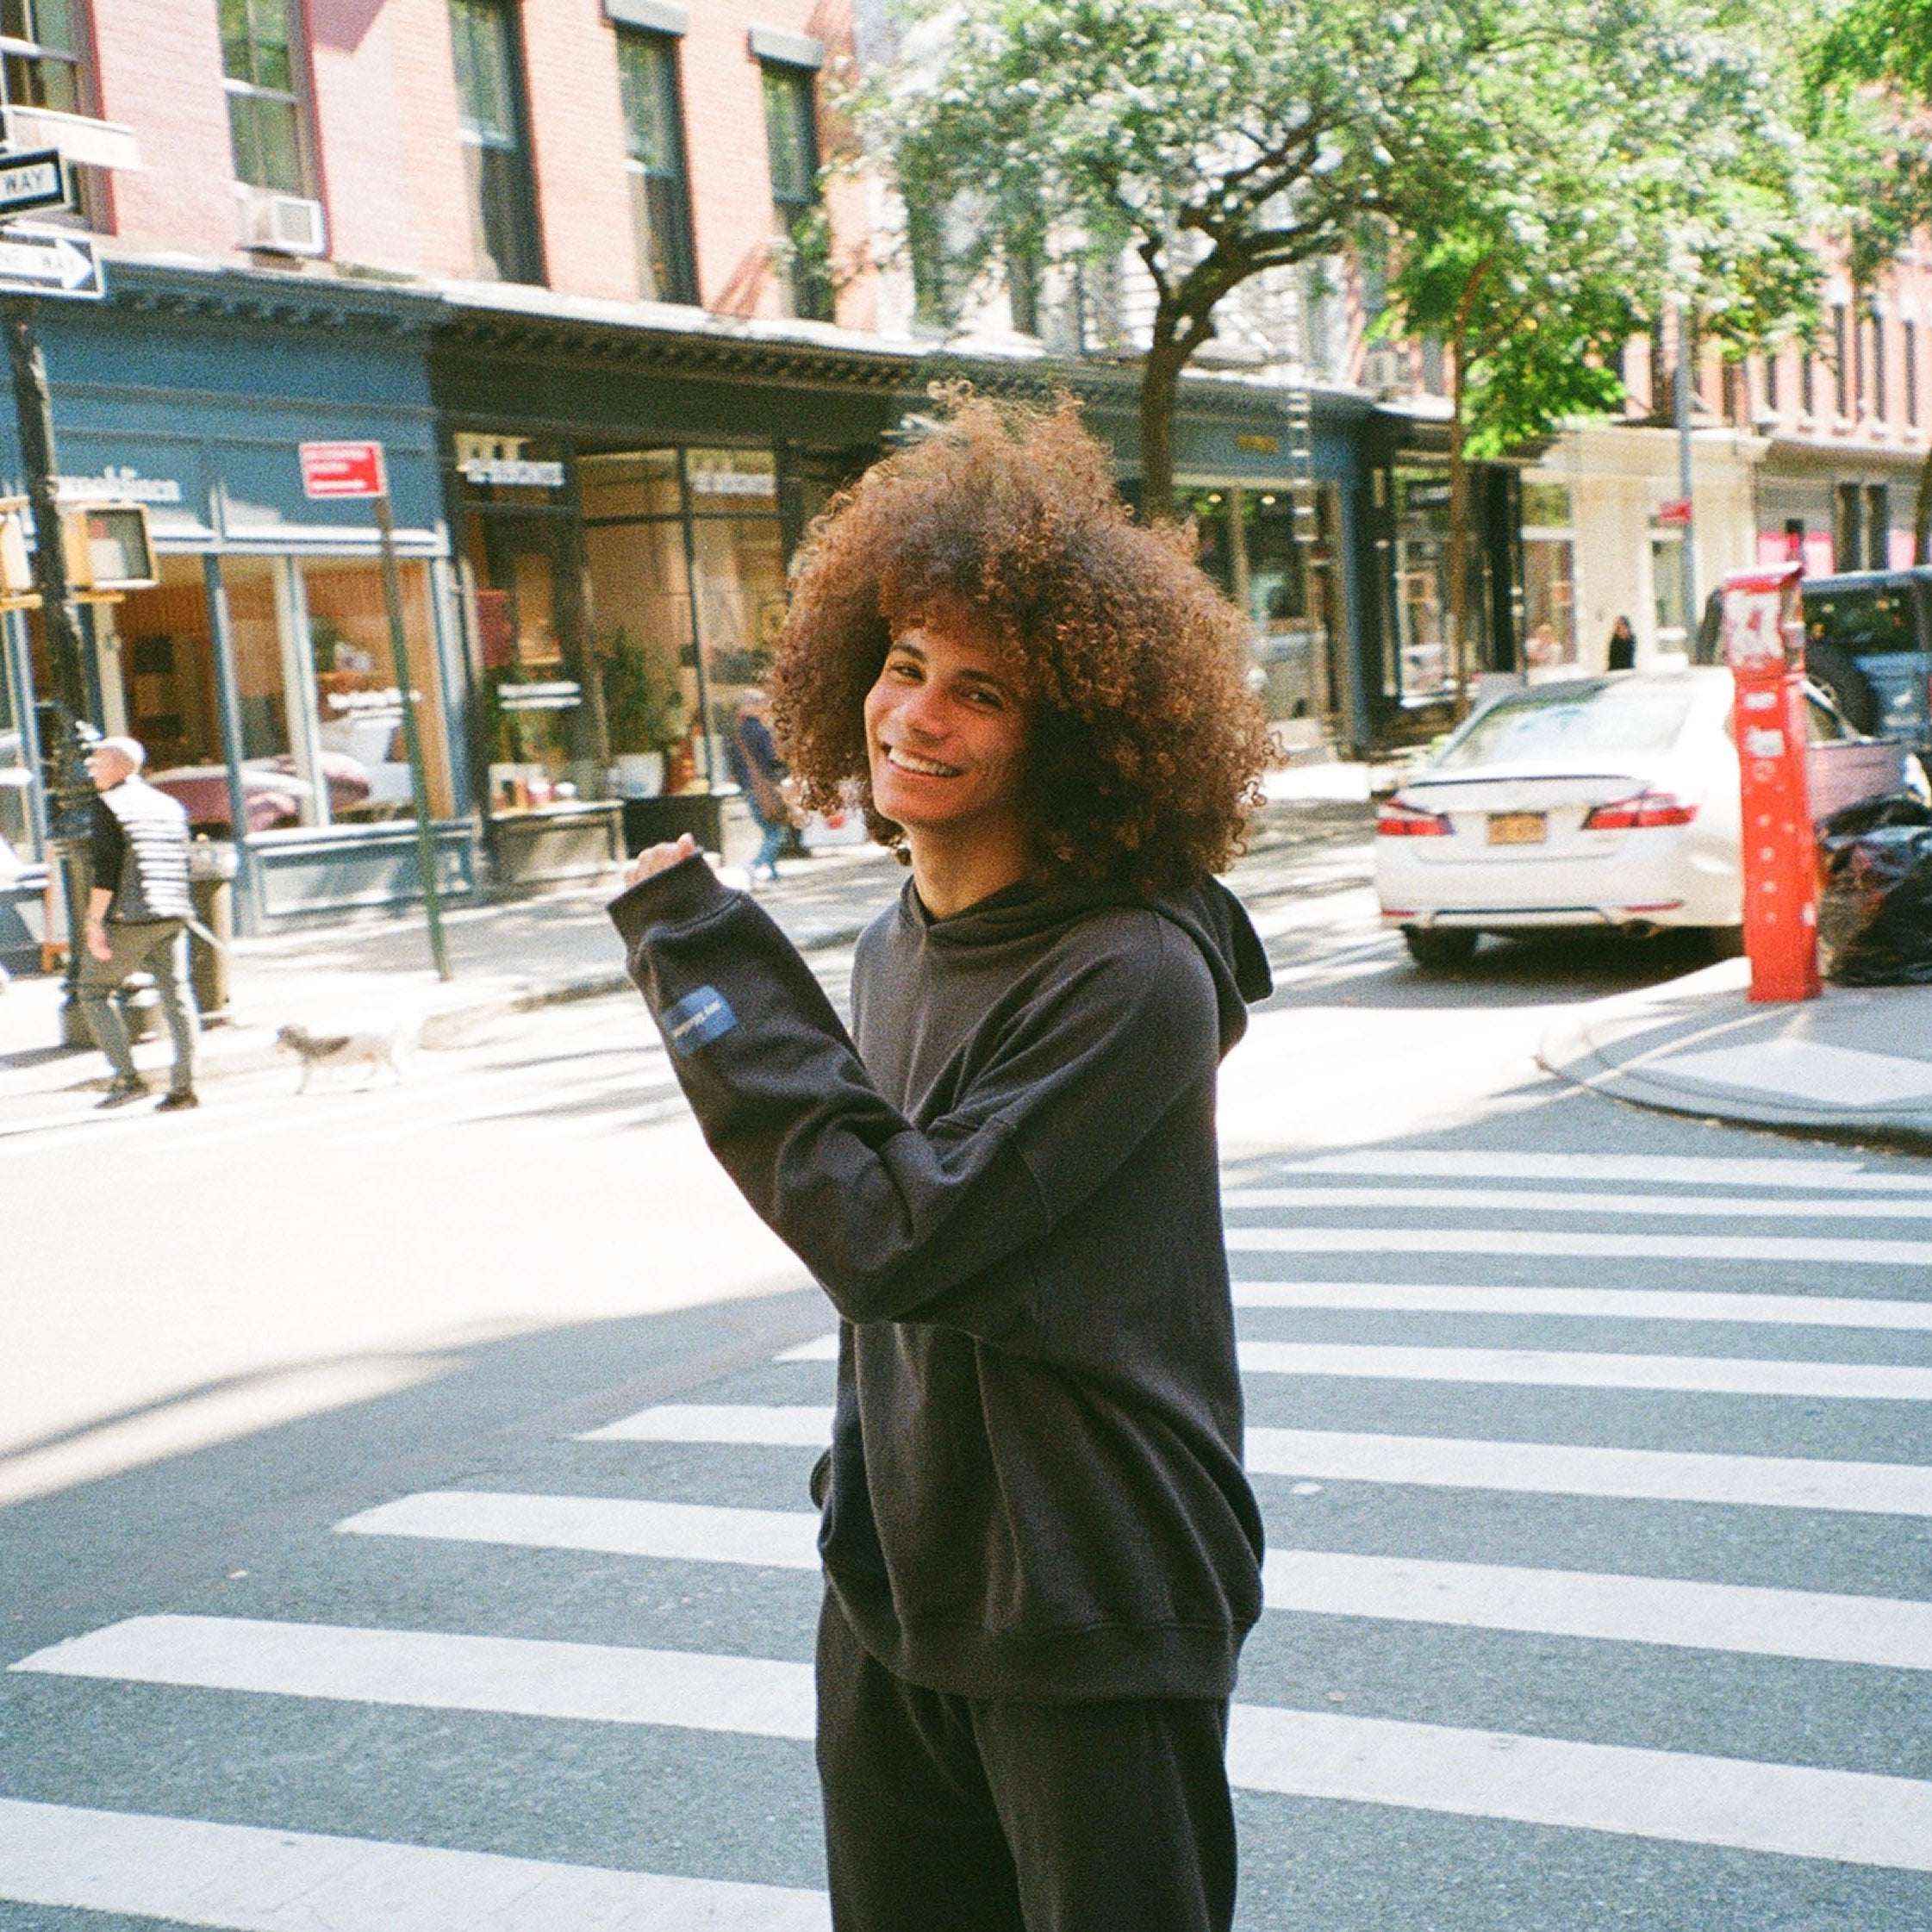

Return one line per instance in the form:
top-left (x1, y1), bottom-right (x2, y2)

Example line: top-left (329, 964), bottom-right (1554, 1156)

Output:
top-left (3, 839), bottom-right (1930, 1930)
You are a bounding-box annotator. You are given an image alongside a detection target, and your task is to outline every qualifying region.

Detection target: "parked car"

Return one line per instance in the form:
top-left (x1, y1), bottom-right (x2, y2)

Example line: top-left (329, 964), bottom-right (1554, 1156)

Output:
top-left (1374, 667), bottom-right (1874, 969)
top-left (1694, 567), bottom-right (1932, 754)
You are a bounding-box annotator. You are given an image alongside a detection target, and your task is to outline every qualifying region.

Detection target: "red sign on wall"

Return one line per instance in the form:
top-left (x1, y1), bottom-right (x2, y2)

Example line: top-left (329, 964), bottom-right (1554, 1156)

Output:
top-left (299, 440), bottom-right (388, 500)
top-left (1655, 497), bottom-right (1692, 527)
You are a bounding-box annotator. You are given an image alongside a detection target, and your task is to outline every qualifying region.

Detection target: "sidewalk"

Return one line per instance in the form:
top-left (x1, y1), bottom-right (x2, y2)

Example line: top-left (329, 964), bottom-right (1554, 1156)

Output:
top-left (1537, 959), bottom-right (1932, 1154)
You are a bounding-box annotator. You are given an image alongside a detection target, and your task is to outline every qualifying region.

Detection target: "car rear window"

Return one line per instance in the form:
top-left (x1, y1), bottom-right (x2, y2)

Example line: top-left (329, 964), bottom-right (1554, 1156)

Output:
top-left (1436, 680), bottom-right (1698, 770)
top-left (1805, 583), bottom-right (1921, 657)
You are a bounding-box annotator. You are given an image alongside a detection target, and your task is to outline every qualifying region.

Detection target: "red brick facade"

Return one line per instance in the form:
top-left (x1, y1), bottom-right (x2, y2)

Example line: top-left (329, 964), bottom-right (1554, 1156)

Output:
top-left (70, 0), bottom-right (875, 323)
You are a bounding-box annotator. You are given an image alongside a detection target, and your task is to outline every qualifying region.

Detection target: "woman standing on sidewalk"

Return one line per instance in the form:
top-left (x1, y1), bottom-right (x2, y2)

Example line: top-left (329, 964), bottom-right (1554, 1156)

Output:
top-left (610, 394), bottom-right (1272, 1932)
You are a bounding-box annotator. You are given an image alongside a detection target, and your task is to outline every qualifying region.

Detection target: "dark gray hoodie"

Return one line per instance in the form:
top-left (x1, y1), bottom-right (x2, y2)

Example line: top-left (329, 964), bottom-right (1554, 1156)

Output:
top-left (611, 856), bottom-right (1271, 1702)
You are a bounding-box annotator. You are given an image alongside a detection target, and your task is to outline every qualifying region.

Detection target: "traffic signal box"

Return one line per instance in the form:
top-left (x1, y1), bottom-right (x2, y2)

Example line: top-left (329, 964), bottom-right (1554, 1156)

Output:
top-left (1721, 563), bottom-right (1822, 1003)
top-left (0, 497), bottom-right (155, 605)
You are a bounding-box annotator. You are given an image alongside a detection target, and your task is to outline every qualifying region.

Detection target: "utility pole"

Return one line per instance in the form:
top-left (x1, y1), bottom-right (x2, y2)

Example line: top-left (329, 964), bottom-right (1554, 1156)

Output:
top-left (5, 294), bottom-right (92, 1042)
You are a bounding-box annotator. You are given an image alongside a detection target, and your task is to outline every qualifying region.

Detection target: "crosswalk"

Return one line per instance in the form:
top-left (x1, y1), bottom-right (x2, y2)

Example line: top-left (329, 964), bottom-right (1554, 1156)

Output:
top-left (5, 1144), bottom-right (1932, 1926)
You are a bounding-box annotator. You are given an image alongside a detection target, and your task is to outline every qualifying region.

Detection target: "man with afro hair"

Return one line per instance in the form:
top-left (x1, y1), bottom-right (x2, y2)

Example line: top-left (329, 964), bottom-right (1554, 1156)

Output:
top-left (612, 394), bottom-right (1273, 1932)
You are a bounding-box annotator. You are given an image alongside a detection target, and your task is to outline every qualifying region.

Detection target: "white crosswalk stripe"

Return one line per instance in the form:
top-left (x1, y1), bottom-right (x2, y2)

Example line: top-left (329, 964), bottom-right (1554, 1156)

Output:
top-left (582, 1399), bottom-right (1932, 1517)
top-left (1236, 1341), bottom-right (1932, 1399)
top-left (0, 1798), bottom-right (832, 1931)
top-left (1223, 1184), bottom-right (1932, 1220)
top-left (1231, 1279), bottom-right (1932, 1328)
top-left (1225, 1225), bottom-right (1932, 1265)
top-left (1268, 1150), bottom-right (1932, 1191)
top-left (17, 1617), bottom-right (1932, 1871)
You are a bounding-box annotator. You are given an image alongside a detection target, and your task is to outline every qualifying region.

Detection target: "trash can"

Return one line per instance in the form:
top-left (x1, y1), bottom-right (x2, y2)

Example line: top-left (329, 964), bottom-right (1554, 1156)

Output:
top-left (187, 837), bottom-right (236, 1022)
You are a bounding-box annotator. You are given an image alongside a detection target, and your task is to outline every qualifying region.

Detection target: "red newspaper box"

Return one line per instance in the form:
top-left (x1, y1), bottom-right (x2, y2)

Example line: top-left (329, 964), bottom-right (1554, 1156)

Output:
top-left (1721, 563), bottom-right (1820, 1002)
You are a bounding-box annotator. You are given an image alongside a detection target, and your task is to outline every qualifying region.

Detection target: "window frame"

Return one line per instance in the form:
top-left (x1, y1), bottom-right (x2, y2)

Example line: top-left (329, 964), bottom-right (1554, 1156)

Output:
top-left (759, 59), bottom-right (832, 322)
top-left (448, 0), bottom-right (545, 287)
top-left (614, 25), bottom-right (697, 305)
top-left (220, 0), bottom-right (315, 198)
top-left (0, 0), bottom-right (102, 225)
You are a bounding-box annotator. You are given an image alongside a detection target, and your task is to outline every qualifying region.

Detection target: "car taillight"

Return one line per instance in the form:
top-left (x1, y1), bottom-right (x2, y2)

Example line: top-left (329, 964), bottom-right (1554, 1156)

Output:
top-left (1582, 790), bottom-right (1698, 831)
top-left (1376, 799), bottom-right (1453, 837)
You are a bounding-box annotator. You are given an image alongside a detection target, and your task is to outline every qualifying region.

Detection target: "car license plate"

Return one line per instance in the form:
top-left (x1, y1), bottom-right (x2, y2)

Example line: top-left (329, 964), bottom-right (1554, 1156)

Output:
top-left (1487, 812), bottom-right (1547, 845)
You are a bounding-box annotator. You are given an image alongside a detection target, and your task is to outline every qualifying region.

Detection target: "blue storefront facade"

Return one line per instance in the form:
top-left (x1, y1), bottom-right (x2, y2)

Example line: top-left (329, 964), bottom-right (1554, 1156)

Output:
top-left (0, 264), bottom-right (471, 941)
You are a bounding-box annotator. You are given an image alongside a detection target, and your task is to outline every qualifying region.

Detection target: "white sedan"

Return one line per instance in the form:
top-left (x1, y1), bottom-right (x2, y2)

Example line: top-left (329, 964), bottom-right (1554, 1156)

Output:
top-left (1375, 667), bottom-right (1845, 970)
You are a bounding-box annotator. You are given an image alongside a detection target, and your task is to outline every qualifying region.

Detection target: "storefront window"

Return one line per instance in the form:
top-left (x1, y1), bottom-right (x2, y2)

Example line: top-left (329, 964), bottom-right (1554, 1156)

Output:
top-left (463, 502), bottom-right (601, 816)
top-left (1520, 481), bottom-right (1576, 671)
top-left (1392, 469), bottom-right (1453, 702)
top-left (306, 557), bottom-right (453, 820)
top-left (580, 446), bottom-right (788, 799)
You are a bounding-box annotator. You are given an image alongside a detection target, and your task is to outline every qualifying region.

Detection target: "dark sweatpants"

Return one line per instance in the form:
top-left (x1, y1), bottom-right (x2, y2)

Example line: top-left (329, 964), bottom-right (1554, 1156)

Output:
top-left (815, 1592), bottom-right (1237, 1932)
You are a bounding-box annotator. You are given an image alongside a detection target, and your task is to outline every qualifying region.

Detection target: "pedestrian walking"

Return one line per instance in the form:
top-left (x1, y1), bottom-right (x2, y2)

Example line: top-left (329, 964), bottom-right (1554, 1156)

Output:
top-left (78, 734), bottom-right (199, 1111)
top-left (726, 687), bottom-right (795, 882)
top-left (611, 394), bottom-right (1273, 1932)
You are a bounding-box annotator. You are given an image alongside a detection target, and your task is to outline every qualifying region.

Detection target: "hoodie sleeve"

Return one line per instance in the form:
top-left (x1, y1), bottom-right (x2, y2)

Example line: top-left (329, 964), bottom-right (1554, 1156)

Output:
top-left (610, 857), bottom-right (1220, 1331)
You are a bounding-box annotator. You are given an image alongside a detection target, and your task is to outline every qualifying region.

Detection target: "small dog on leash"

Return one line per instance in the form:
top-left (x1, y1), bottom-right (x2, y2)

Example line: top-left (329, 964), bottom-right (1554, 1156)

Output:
top-left (276, 1022), bottom-right (408, 1093)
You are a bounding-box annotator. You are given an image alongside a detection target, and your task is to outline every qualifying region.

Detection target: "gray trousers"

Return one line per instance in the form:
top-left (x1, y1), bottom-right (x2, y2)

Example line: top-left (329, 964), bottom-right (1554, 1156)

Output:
top-left (78, 919), bottom-right (197, 1093)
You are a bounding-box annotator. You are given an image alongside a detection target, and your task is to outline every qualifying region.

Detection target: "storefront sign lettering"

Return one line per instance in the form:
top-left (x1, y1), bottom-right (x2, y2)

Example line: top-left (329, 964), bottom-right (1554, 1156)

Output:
top-left (495, 681), bottom-right (582, 712)
top-left (461, 458), bottom-right (565, 489)
top-left (55, 465), bottom-right (183, 505)
top-left (691, 469), bottom-right (776, 498)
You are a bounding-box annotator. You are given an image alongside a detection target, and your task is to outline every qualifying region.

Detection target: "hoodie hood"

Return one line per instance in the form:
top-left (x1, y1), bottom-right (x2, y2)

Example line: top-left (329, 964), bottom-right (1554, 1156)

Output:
top-left (903, 871), bottom-right (1272, 1053)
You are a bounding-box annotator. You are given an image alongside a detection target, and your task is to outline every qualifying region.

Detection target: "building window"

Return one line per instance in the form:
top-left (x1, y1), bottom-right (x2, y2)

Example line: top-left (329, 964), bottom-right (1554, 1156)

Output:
top-left (221, 0), bottom-right (312, 196)
top-left (615, 28), bottom-right (696, 304)
top-left (449, 0), bottom-right (543, 284)
top-left (1908, 318), bottom-right (1921, 431)
top-left (1833, 303), bottom-right (1849, 422)
top-left (1871, 302), bottom-right (1888, 426)
top-left (2, 0), bottom-right (100, 221)
top-left (1764, 348), bottom-right (1779, 414)
top-left (1800, 346), bottom-right (1816, 421)
top-left (761, 63), bottom-right (832, 321)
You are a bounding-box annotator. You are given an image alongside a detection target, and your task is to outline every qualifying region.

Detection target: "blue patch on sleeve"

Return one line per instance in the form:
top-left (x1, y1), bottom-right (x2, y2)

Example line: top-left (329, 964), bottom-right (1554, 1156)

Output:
top-left (663, 984), bottom-right (739, 1056)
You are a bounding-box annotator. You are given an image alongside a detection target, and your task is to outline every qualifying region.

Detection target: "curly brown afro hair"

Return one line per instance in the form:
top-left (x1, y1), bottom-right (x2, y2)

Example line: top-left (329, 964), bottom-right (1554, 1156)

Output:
top-left (769, 391), bottom-right (1270, 893)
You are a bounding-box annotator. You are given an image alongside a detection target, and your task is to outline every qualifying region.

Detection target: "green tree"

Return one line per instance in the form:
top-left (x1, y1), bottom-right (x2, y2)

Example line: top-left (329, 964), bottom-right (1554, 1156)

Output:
top-left (869, 0), bottom-right (1493, 520)
top-left (1807, 0), bottom-right (1932, 556)
top-left (1378, 0), bottom-right (1817, 702)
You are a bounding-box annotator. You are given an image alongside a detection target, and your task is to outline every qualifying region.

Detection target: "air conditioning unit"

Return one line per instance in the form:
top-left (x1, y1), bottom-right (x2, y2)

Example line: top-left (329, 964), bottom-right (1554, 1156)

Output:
top-left (1361, 345), bottom-right (1409, 396)
top-left (240, 190), bottom-right (327, 258)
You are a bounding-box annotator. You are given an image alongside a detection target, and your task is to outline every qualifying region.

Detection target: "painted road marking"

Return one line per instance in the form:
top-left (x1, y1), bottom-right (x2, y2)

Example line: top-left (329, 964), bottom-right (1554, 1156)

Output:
top-left (334, 1492), bottom-right (821, 1567)
top-left (12, 1617), bottom-right (816, 1737)
top-left (1259, 1550), bottom-right (1932, 1668)
top-left (1225, 1706), bottom-right (1932, 1873)
top-left (1237, 1341), bottom-right (1932, 1400)
top-left (587, 1404), bottom-right (1932, 1518)
top-left (1245, 1425), bottom-right (1932, 1516)
top-left (775, 1336), bottom-right (838, 1362)
top-left (1224, 1227), bottom-right (1932, 1267)
top-left (0, 1798), bottom-right (830, 1930)
top-left (1267, 1151), bottom-right (1932, 1191)
top-left (1222, 1185), bottom-right (1932, 1222)
top-left (582, 1404), bottom-right (836, 1445)
top-left (1230, 1281), bottom-right (1932, 1330)
top-left (7, 1669), bottom-right (1932, 1881)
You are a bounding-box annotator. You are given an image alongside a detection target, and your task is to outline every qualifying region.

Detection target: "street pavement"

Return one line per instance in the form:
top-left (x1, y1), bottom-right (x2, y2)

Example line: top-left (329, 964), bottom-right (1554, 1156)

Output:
top-left (4, 788), bottom-right (1932, 1927)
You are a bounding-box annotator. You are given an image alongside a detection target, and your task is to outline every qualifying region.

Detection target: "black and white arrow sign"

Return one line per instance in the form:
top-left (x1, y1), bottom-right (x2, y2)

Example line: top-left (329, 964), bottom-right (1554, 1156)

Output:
top-left (0, 227), bottom-right (103, 300)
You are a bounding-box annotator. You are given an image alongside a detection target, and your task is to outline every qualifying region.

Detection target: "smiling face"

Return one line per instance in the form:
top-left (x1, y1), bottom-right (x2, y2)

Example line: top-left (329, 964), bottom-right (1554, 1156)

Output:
top-left (863, 607), bottom-right (1031, 876)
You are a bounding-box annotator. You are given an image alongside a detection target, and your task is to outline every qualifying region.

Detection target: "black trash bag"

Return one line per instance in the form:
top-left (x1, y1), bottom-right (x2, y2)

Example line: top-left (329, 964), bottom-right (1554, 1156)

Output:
top-left (1817, 792), bottom-right (1932, 986)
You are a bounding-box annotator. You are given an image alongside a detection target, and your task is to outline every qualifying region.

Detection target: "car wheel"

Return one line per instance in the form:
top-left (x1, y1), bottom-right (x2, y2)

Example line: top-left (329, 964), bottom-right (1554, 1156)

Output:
top-left (1402, 926), bottom-right (1479, 971)
top-left (1804, 641), bottom-right (1881, 736)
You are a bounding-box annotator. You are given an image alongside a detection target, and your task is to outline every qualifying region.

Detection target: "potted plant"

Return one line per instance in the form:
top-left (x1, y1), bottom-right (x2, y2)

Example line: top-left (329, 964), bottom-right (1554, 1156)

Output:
top-left (597, 628), bottom-right (688, 797)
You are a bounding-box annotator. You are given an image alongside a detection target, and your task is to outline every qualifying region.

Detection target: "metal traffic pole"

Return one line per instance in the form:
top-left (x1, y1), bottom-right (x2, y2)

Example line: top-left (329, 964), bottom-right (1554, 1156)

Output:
top-left (373, 489), bottom-right (451, 982)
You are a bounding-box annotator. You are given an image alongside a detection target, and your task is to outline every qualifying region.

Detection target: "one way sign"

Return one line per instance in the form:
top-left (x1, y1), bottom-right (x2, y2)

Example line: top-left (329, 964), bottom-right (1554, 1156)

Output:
top-left (0, 227), bottom-right (102, 301)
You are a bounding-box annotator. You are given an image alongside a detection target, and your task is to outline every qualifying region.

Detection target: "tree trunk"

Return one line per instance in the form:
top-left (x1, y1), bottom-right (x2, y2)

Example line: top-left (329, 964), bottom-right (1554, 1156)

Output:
top-left (1138, 337), bottom-right (1187, 524)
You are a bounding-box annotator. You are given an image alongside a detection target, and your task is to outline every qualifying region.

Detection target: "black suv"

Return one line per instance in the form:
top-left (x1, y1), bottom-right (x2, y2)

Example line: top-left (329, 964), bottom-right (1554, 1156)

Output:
top-left (1694, 568), bottom-right (1932, 754)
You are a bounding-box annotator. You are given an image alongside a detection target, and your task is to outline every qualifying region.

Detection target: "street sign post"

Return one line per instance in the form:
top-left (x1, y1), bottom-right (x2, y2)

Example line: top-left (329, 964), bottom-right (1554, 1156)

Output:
top-left (297, 440), bottom-right (452, 982)
top-left (0, 227), bottom-right (100, 300)
top-left (0, 149), bottom-right (71, 221)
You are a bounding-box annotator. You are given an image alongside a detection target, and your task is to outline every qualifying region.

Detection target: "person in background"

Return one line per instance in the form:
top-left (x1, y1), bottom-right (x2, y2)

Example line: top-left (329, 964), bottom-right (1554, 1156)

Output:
top-left (78, 735), bottom-right (198, 1111)
top-left (1606, 614), bottom-right (1638, 671)
top-left (611, 394), bottom-right (1273, 1932)
top-left (726, 687), bottom-right (795, 882)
